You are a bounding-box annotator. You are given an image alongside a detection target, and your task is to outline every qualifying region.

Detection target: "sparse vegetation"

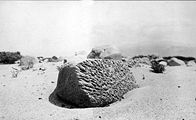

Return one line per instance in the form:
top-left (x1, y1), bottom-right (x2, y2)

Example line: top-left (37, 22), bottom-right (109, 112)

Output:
top-left (11, 70), bottom-right (19, 78)
top-left (0, 51), bottom-right (22, 64)
top-left (151, 60), bottom-right (165, 73)
top-left (19, 56), bottom-right (37, 70)
top-left (11, 67), bottom-right (21, 78)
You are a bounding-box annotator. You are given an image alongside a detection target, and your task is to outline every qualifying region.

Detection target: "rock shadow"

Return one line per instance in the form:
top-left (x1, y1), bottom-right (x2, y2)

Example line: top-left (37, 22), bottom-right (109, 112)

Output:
top-left (49, 92), bottom-right (79, 109)
top-left (49, 92), bottom-right (111, 109)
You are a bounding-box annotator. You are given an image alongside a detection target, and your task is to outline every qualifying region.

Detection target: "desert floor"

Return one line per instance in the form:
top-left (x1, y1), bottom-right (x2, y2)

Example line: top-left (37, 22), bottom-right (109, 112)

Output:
top-left (0, 62), bottom-right (196, 120)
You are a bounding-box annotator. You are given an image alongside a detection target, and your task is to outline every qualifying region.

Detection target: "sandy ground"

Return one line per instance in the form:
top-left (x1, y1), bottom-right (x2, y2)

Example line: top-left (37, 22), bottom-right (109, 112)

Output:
top-left (0, 62), bottom-right (196, 120)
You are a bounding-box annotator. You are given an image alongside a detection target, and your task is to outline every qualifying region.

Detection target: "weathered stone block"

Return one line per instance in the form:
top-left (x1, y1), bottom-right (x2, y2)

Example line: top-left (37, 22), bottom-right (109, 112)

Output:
top-left (51, 59), bottom-right (139, 108)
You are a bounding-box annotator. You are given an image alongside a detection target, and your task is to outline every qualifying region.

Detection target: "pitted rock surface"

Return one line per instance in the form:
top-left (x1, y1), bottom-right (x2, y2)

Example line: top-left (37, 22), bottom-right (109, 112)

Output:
top-left (51, 59), bottom-right (139, 108)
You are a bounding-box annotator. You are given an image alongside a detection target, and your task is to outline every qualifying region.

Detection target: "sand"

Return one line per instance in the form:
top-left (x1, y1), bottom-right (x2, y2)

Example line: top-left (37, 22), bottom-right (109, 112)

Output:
top-left (0, 62), bottom-right (196, 120)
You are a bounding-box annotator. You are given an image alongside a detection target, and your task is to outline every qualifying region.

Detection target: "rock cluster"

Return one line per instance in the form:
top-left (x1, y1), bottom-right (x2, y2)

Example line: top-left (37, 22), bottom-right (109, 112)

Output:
top-left (167, 57), bottom-right (186, 66)
top-left (51, 59), bottom-right (138, 108)
top-left (87, 45), bottom-right (124, 60)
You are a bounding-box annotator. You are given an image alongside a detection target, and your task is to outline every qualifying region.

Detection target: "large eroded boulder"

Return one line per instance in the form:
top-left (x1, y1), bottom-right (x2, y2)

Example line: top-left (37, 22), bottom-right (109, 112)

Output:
top-left (51, 59), bottom-right (138, 108)
top-left (87, 45), bottom-right (124, 60)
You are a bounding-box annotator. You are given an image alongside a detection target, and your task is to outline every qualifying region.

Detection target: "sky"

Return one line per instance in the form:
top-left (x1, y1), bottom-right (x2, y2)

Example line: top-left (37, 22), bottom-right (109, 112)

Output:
top-left (0, 1), bottom-right (196, 57)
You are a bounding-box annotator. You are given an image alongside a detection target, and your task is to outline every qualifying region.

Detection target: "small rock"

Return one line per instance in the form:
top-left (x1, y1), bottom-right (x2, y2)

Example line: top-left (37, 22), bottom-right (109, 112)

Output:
top-left (38, 98), bottom-right (42, 100)
top-left (51, 81), bottom-right (55, 83)
top-left (99, 116), bottom-right (101, 118)
top-left (142, 75), bottom-right (145, 80)
top-left (178, 86), bottom-right (181, 88)
top-left (160, 98), bottom-right (162, 101)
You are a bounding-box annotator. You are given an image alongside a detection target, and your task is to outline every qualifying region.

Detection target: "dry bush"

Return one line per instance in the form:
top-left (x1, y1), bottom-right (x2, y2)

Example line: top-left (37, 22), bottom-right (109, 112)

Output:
top-left (11, 70), bottom-right (20, 78)
top-left (11, 67), bottom-right (21, 78)
top-left (19, 56), bottom-right (37, 70)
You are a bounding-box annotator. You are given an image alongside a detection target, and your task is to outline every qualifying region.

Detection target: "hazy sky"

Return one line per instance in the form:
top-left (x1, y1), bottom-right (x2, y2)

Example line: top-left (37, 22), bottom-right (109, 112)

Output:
top-left (0, 1), bottom-right (196, 57)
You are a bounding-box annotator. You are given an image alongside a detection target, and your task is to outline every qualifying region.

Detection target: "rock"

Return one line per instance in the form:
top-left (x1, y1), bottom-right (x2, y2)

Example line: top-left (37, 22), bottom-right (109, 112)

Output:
top-left (159, 61), bottom-right (167, 66)
top-left (87, 45), bottom-right (124, 60)
top-left (52, 56), bottom-right (58, 60)
top-left (58, 56), bottom-right (65, 62)
top-left (63, 59), bottom-right (67, 64)
top-left (37, 56), bottom-right (44, 63)
top-left (44, 56), bottom-right (59, 62)
top-left (167, 57), bottom-right (186, 66)
top-left (14, 60), bottom-right (20, 64)
top-left (50, 59), bottom-right (138, 108)
top-left (187, 60), bottom-right (196, 66)
top-left (155, 57), bottom-right (165, 63)
top-left (39, 67), bottom-right (46, 71)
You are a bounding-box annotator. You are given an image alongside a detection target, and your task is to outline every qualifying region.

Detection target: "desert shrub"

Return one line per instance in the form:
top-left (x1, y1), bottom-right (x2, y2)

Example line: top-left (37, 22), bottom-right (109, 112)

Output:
top-left (0, 51), bottom-right (22, 64)
top-left (19, 56), bottom-right (37, 70)
top-left (151, 60), bottom-right (165, 73)
top-left (11, 70), bottom-right (20, 78)
top-left (11, 67), bottom-right (21, 78)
